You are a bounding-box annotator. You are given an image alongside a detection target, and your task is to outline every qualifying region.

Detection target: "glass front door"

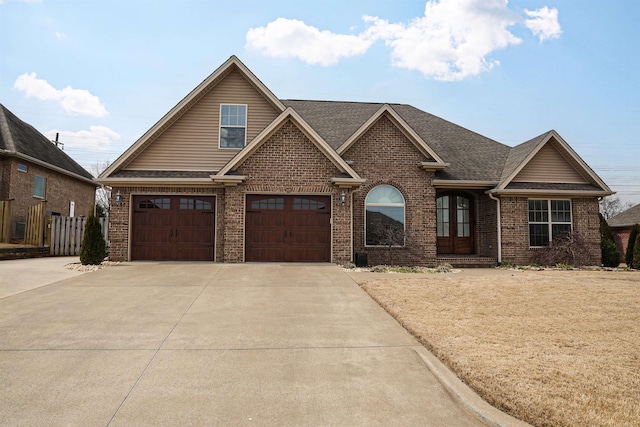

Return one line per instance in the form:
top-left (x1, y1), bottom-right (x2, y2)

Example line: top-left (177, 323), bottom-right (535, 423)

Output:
top-left (436, 194), bottom-right (474, 254)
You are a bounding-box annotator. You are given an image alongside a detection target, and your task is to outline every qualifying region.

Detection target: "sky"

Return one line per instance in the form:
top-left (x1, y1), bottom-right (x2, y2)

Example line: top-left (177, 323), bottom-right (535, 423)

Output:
top-left (1, 0), bottom-right (639, 204)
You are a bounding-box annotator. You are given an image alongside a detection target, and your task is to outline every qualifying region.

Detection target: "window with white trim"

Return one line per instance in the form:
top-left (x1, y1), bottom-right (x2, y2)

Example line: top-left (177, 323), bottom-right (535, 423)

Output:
top-left (33, 175), bottom-right (46, 198)
top-left (528, 199), bottom-right (572, 247)
top-left (365, 185), bottom-right (405, 246)
top-left (219, 104), bottom-right (247, 148)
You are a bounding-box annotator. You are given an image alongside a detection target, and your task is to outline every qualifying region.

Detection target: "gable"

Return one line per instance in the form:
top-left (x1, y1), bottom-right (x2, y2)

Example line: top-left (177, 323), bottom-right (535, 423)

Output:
top-left (125, 69), bottom-right (280, 171)
top-left (512, 139), bottom-right (589, 184)
top-left (236, 118), bottom-right (342, 184)
top-left (343, 114), bottom-right (430, 166)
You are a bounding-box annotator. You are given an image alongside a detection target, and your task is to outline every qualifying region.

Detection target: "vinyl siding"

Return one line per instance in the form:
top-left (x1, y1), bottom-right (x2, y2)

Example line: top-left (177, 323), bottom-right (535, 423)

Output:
top-left (513, 140), bottom-right (588, 183)
top-left (126, 69), bottom-right (280, 171)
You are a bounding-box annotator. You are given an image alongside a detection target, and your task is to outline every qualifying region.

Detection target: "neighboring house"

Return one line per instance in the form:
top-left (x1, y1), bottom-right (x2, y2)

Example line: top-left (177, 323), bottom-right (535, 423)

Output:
top-left (608, 203), bottom-right (640, 262)
top-left (97, 56), bottom-right (612, 266)
top-left (0, 104), bottom-right (96, 241)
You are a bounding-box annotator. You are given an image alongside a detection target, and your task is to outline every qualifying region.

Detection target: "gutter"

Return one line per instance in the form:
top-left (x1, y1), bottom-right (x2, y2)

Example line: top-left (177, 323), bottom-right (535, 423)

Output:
top-left (487, 192), bottom-right (502, 264)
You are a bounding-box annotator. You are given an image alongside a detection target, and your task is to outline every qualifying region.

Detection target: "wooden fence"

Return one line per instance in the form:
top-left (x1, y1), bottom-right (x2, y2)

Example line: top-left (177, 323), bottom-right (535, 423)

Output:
top-left (0, 200), bottom-right (11, 243)
top-left (24, 201), bottom-right (47, 246)
top-left (48, 216), bottom-right (109, 256)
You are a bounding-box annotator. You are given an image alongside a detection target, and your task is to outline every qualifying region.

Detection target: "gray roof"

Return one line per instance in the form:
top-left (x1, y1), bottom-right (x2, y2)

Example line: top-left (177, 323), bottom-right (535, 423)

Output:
top-left (608, 203), bottom-right (640, 227)
top-left (0, 104), bottom-right (93, 179)
top-left (282, 100), bottom-right (511, 181)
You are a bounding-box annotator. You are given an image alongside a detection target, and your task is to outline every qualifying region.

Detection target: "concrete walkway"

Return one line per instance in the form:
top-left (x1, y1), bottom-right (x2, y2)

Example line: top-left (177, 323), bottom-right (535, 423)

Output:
top-left (1, 262), bottom-right (496, 426)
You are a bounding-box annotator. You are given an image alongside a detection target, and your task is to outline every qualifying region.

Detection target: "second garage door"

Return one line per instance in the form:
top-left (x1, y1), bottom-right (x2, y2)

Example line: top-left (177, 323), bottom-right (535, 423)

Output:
top-left (245, 195), bottom-right (331, 262)
top-left (131, 195), bottom-right (216, 261)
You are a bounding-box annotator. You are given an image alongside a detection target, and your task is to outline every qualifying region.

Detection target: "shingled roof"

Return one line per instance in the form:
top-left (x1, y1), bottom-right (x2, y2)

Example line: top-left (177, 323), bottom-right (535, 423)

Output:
top-left (282, 100), bottom-right (511, 181)
top-left (608, 203), bottom-right (640, 227)
top-left (0, 103), bottom-right (93, 180)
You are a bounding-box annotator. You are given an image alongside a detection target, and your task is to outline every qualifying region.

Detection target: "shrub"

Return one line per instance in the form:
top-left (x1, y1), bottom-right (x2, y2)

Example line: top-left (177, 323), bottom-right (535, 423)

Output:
top-left (80, 210), bottom-right (107, 265)
top-left (633, 234), bottom-right (640, 269)
top-left (535, 231), bottom-right (591, 267)
top-left (625, 224), bottom-right (640, 267)
top-left (601, 239), bottom-right (621, 268)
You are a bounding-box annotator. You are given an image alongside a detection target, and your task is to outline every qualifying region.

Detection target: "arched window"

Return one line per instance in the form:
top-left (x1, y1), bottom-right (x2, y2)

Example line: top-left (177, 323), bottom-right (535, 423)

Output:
top-left (365, 185), bottom-right (405, 246)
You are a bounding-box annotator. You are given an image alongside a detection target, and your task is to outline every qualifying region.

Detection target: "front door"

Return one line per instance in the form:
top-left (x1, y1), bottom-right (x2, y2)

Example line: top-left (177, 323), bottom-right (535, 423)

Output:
top-left (436, 194), bottom-right (474, 254)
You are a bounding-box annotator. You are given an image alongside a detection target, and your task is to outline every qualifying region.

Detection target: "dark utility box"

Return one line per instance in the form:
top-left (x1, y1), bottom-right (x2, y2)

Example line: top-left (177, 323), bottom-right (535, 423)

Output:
top-left (355, 252), bottom-right (368, 267)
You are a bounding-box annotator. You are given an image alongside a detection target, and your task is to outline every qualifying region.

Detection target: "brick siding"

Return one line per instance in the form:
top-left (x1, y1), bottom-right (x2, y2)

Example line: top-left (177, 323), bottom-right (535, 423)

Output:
top-left (1, 158), bottom-right (95, 238)
top-left (344, 114), bottom-right (437, 266)
top-left (501, 196), bottom-right (601, 266)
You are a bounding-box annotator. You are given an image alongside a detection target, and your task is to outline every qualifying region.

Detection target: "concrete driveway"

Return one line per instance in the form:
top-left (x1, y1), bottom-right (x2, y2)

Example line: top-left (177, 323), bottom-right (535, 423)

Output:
top-left (0, 262), bottom-right (491, 426)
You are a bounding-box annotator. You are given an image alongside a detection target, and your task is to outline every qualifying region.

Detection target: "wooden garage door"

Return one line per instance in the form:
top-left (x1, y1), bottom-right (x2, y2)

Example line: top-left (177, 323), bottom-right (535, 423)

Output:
top-left (246, 195), bottom-right (331, 262)
top-left (131, 195), bottom-right (215, 261)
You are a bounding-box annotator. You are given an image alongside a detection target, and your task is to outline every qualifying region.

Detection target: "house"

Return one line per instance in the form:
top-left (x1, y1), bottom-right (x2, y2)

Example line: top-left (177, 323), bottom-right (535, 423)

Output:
top-left (608, 203), bottom-right (640, 261)
top-left (0, 104), bottom-right (96, 241)
top-left (97, 56), bottom-right (612, 266)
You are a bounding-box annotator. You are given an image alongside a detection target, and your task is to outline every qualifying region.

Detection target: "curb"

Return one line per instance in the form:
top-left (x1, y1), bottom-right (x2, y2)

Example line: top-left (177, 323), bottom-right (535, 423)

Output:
top-left (414, 347), bottom-right (532, 427)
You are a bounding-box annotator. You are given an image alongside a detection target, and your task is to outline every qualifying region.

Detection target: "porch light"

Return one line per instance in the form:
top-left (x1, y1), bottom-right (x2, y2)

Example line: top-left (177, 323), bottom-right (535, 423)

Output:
top-left (340, 191), bottom-right (346, 206)
top-left (115, 191), bottom-right (123, 206)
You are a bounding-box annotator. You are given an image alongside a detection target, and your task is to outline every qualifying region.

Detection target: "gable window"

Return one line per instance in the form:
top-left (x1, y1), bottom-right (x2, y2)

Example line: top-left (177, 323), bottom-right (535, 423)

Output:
top-left (365, 185), bottom-right (405, 246)
top-left (528, 199), bottom-right (572, 247)
top-left (33, 175), bottom-right (46, 198)
top-left (219, 104), bottom-right (247, 148)
top-left (17, 164), bottom-right (27, 173)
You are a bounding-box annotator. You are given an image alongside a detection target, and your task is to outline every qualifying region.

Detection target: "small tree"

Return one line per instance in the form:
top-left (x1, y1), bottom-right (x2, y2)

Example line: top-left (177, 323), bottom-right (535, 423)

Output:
top-left (599, 213), bottom-right (620, 267)
top-left (625, 224), bottom-right (640, 267)
top-left (80, 210), bottom-right (107, 265)
top-left (633, 234), bottom-right (640, 269)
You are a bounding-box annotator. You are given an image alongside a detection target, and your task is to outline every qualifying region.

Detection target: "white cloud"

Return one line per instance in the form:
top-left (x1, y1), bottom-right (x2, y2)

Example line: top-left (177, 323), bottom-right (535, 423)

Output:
top-left (246, 0), bottom-right (562, 81)
top-left (13, 72), bottom-right (108, 117)
top-left (54, 31), bottom-right (67, 39)
top-left (524, 6), bottom-right (562, 41)
top-left (246, 18), bottom-right (372, 66)
top-left (44, 126), bottom-right (121, 152)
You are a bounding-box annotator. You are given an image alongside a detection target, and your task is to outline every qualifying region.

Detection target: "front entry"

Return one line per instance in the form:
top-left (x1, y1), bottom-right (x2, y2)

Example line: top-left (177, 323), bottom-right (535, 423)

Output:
top-left (245, 195), bottom-right (331, 262)
top-left (436, 194), bottom-right (474, 254)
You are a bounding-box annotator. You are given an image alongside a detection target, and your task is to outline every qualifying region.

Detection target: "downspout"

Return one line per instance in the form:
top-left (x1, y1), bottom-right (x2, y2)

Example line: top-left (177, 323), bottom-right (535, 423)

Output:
top-left (487, 192), bottom-right (502, 264)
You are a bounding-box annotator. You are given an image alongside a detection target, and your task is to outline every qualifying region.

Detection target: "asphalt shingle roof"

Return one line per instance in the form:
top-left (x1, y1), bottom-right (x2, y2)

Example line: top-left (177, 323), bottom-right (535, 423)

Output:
top-left (0, 104), bottom-right (93, 179)
top-left (282, 100), bottom-right (512, 181)
top-left (608, 203), bottom-right (640, 227)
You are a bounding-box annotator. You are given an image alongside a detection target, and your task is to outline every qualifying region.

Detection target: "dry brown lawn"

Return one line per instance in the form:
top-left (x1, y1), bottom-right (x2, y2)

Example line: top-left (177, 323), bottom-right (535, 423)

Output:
top-left (351, 269), bottom-right (640, 427)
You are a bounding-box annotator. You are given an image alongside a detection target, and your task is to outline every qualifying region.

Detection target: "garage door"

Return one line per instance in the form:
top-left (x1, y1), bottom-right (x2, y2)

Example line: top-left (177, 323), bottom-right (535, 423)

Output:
top-left (131, 195), bottom-right (215, 261)
top-left (246, 195), bottom-right (331, 262)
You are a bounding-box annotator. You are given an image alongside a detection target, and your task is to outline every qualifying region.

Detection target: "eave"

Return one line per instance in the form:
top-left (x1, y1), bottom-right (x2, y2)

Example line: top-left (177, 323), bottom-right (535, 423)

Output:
top-left (487, 188), bottom-right (614, 197)
top-left (330, 177), bottom-right (367, 189)
top-left (95, 177), bottom-right (222, 188)
top-left (421, 162), bottom-right (450, 171)
top-left (210, 175), bottom-right (246, 187)
top-left (1, 150), bottom-right (96, 186)
top-left (432, 179), bottom-right (498, 189)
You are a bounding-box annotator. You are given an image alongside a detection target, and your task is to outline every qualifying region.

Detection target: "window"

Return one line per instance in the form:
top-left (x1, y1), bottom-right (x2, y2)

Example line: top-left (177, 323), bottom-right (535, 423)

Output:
top-left (219, 104), bottom-right (247, 148)
top-left (139, 198), bottom-right (170, 209)
top-left (180, 198), bottom-right (212, 210)
top-left (33, 175), bottom-right (46, 198)
top-left (528, 199), bottom-right (572, 247)
top-left (365, 185), bottom-right (405, 246)
top-left (17, 164), bottom-right (27, 173)
top-left (250, 197), bottom-right (284, 210)
top-left (293, 198), bottom-right (326, 210)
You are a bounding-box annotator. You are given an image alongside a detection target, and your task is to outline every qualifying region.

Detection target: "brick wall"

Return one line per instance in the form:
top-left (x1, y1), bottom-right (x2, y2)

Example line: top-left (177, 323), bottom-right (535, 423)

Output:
top-left (344, 114), bottom-right (436, 266)
top-left (3, 158), bottom-right (95, 238)
top-left (108, 186), bottom-right (225, 262)
top-left (232, 119), bottom-right (351, 263)
top-left (501, 196), bottom-right (601, 266)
